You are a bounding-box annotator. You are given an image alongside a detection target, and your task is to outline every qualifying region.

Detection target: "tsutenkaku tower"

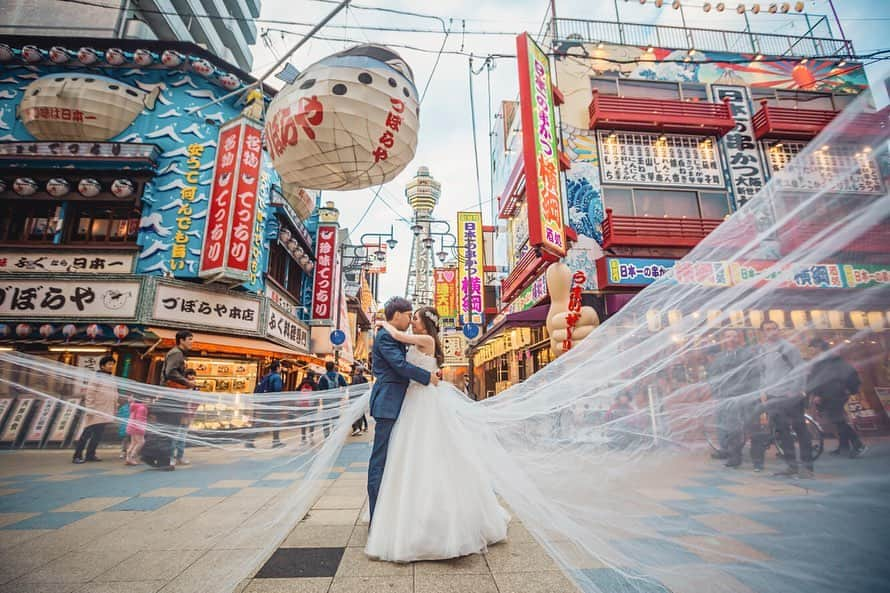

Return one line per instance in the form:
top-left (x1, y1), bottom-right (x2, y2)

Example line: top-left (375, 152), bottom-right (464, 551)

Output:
top-left (405, 166), bottom-right (441, 307)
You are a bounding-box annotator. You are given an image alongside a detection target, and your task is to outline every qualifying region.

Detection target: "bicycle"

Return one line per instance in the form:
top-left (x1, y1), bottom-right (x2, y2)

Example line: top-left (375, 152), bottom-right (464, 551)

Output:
top-left (704, 406), bottom-right (824, 462)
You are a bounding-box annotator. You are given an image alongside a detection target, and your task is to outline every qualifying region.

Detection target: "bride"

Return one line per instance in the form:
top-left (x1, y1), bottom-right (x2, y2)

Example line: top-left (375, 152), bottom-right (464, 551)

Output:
top-left (365, 305), bottom-right (510, 562)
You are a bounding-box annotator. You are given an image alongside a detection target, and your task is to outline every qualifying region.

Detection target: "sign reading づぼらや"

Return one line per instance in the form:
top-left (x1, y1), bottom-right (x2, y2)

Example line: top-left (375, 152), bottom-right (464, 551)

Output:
top-left (150, 281), bottom-right (262, 334)
top-left (0, 279), bottom-right (140, 319)
top-left (311, 225), bottom-right (338, 321)
top-left (516, 32), bottom-right (567, 259)
top-left (199, 117), bottom-right (263, 283)
top-left (457, 212), bottom-right (484, 326)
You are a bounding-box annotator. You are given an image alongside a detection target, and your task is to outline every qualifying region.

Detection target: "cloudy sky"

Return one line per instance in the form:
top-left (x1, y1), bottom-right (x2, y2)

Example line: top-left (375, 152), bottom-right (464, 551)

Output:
top-left (249, 0), bottom-right (890, 303)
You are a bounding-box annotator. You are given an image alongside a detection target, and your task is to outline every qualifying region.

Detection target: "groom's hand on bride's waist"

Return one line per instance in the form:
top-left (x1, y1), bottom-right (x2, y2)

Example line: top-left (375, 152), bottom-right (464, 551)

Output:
top-left (430, 372), bottom-right (441, 386)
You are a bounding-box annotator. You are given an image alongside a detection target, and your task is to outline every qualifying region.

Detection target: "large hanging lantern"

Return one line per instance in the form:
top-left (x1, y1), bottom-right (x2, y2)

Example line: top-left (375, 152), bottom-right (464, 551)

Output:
top-left (265, 44), bottom-right (420, 191)
top-left (17, 73), bottom-right (160, 141)
top-left (113, 324), bottom-right (130, 341)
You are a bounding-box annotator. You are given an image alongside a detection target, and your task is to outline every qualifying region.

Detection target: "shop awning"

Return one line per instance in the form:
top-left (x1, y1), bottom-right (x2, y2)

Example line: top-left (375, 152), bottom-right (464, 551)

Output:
top-left (147, 328), bottom-right (306, 358)
top-left (474, 304), bottom-right (550, 348)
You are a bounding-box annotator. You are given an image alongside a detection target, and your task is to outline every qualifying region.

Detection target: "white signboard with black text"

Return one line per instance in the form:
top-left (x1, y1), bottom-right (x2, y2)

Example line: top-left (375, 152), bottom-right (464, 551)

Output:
top-left (0, 398), bottom-right (35, 443)
top-left (151, 282), bottom-right (262, 334)
top-left (0, 252), bottom-right (134, 274)
top-left (0, 399), bottom-right (13, 433)
top-left (25, 398), bottom-right (57, 443)
top-left (711, 85), bottom-right (767, 207)
top-left (597, 131), bottom-right (724, 188)
top-left (266, 303), bottom-right (310, 353)
top-left (0, 279), bottom-right (140, 319)
top-left (47, 398), bottom-right (81, 443)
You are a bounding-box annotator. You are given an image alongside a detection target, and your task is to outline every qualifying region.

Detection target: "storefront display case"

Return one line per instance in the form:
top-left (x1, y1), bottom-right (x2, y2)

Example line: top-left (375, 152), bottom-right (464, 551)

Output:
top-left (186, 357), bottom-right (259, 430)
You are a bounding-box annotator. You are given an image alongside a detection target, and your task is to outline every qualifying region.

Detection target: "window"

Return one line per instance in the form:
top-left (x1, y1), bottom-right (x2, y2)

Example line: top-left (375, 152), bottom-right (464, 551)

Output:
top-left (602, 187), bottom-right (731, 219)
top-left (752, 88), bottom-right (851, 111)
top-left (268, 240), bottom-right (306, 300)
top-left (67, 204), bottom-right (138, 243)
top-left (0, 201), bottom-right (63, 242)
top-left (621, 79), bottom-right (680, 100)
top-left (680, 83), bottom-right (708, 102)
top-left (591, 76), bottom-right (619, 96)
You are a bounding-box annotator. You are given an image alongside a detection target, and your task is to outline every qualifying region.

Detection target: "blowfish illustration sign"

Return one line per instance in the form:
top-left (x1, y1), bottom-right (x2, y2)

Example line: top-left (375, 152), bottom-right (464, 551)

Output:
top-left (457, 212), bottom-right (484, 326)
top-left (516, 32), bottom-right (567, 259)
top-left (199, 116), bottom-right (263, 283)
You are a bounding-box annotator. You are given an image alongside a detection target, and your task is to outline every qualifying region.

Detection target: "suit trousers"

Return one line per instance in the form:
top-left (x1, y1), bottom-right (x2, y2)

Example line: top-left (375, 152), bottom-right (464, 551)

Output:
top-left (73, 423), bottom-right (106, 460)
top-left (367, 418), bottom-right (395, 524)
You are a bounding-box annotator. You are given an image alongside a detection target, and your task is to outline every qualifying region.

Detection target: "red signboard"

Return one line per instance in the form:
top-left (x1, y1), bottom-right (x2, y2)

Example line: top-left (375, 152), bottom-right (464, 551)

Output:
top-left (199, 117), bottom-right (263, 282)
top-left (311, 225), bottom-right (338, 320)
top-left (516, 32), bottom-right (567, 258)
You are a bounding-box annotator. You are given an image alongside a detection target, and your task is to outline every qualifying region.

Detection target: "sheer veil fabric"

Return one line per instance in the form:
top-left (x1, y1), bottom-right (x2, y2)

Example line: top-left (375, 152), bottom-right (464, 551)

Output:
top-left (1, 91), bottom-right (888, 592)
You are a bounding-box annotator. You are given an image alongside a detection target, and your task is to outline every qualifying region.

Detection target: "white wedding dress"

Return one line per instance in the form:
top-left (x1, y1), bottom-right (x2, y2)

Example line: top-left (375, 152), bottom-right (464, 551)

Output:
top-left (365, 347), bottom-right (510, 562)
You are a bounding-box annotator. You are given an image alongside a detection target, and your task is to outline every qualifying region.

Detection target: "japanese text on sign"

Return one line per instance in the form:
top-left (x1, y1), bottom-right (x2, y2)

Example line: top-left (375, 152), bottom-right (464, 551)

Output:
top-left (267, 96), bottom-right (324, 160)
top-left (151, 282), bottom-right (262, 333)
top-left (712, 86), bottom-right (766, 206)
top-left (373, 98), bottom-right (406, 163)
top-left (516, 32), bottom-right (566, 257)
top-left (170, 143), bottom-right (205, 272)
top-left (311, 226), bottom-right (338, 320)
top-left (201, 123), bottom-right (241, 277)
top-left (767, 141), bottom-right (883, 195)
top-left (267, 304), bottom-right (310, 352)
top-left (226, 123), bottom-right (262, 275)
top-left (598, 131), bottom-right (724, 188)
top-left (434, 268), bottom-right (459, 321)
top-left (457, 212), bottom-right (484, 326)
top-left (607, 257), bottom-right (676, 287)
top-left (0, 280), bottom-right (140, 319)
top-left (0, 142), bottom-right (156, 161)
top-left (0, 252), bottom-right (132, 274)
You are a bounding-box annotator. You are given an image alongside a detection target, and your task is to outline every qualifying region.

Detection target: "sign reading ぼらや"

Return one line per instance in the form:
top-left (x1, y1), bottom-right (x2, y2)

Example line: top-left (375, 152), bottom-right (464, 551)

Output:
top-left (151, 282), bottom-right (262, 333)
top-left (267, 303), bottom-right (310, 352)
top-left (457, 212), bottom-right (484, 326)
top-left (711, 86), bottom-right (766, 207)
top-left (0, 279), bottom-right (140, 319)
top-left (311, 225), bottom-right (338, 321)
top-left (0, 252), bottom-right (134, 274)
top-left (199, 117), bottom-right (263, 283)
top-left (516, 32), bottom-right (567, 258)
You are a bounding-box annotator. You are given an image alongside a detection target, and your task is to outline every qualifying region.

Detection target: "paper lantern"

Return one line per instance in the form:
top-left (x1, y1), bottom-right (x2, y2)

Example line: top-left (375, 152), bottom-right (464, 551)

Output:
top-left (85, 324), bottom-right (101, 339)
top-left (78, 47), bottom-right (99, 65)
top-left (16, 323), bottom-right (32, 337)
top-left (828, 310), bottom-right (845, 329)
top-left (113, 324), bottom-right (130, 340)
top-left (867, 312), bottom-right (885, 332)
top-left (18, 74), bottom-right (161, 141)
top-left (46, 178), bottom-right (70, 197)
top-left (218, 73), bottom-right (240, 90)
top-left (110, 178), bottom-right (135, 198)
top-left (49, 46), bottom-right (70, 64)
top-left (0, 44), bottom-right (13, 61)
top-left (78, 178), bottom-right (102, 197)
top-left (133, 49), bottom-right (154, 66)
top-left (790, 310), bottom-right (807, 329)
top-left (13, 177), bottom-right (39, 196)
top-left (191, 58), bottom-right (214, 77)
top-left (749, 310), bottom-right (764, 328)
top-left (0, 180), bottom-right (6, 193)
top-left (22, 45), bottom-right (43, 63)
top-left (278, 227), bottom-right (292, 243)
top-left (61, 324), bottom-right (77, 339)
top-left (646, 310), bottom-right (662, 332)
top-left (39, 324), bottom-right (55, 338)
top-left (768, 309), bottom-right (785, 327)
top-left (736, 4), bottom-right (745, 13)
top-left (265, 44), bottom-right (420, 191)
top-left (105, 48), bottom-right (127, 65)
top-left (0, 324), bottom-right (9, 338)
top-left (161, 50), bottom-right (184, 67)
top-left (751, 3), bottom-right (761, 13)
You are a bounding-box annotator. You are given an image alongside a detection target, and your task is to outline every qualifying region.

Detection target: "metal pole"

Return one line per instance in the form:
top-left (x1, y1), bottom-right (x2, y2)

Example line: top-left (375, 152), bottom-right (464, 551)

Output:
top-left (826, 0), bottom-right (853, 55)
top-left (188, 0), bottom-right (351, 114)
top-left (614, 0), bottom-right (624, 44)
top-left (550, 0), bottom-right (558, 44)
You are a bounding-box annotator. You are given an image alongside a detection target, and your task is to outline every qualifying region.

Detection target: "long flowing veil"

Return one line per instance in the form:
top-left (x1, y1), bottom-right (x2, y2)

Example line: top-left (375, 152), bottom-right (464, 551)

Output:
top-left (1, 89), bottom-right (888, 593)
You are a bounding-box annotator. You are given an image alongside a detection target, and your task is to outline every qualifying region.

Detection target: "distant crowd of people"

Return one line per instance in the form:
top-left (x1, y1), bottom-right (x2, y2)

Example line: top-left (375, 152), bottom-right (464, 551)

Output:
top-left (72, 329), bottom-right (374, 469)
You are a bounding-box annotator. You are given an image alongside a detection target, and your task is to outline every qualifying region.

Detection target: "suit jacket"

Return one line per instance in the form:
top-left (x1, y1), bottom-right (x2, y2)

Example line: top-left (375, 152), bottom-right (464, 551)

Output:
top-left (370, 327), bottom-right (431, 420)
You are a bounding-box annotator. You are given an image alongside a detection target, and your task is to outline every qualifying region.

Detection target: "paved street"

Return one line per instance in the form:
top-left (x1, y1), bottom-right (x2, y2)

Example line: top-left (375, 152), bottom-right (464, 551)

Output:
top-left (2, 431), bottom-right (887, 593)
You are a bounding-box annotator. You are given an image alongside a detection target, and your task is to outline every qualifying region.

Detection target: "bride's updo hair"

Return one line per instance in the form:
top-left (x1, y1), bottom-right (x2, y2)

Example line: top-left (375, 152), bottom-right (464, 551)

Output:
top-left (415, 306), bottom-right (444, 367)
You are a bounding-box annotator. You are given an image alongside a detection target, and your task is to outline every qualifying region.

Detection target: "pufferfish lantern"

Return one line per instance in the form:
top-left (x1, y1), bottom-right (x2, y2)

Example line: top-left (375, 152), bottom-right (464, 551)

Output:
top-left (265, 44), bottom-right (420, 191)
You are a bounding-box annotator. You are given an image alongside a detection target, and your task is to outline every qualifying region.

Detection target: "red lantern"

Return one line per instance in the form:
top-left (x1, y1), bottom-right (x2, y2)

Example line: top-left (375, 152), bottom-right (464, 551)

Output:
top-left (113, 325), bottom-right (130, 341)
top-left (85, 324), bottom-right (101, 339)
top-left (16, 323), bottom-right (32, 337)
top-left (39, 324), bottom-right (55, 338)
top-left (62, 324), bottom-right (77, 339)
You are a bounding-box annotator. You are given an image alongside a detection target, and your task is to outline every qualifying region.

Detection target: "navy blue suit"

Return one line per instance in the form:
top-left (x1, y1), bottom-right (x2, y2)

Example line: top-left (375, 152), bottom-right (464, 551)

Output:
top-left (367, 327), bottom-right (431, 522)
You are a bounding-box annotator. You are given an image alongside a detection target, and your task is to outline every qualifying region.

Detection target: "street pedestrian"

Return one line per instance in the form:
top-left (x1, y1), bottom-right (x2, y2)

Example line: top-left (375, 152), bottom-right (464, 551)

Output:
top-left (807, 338), bottom-right (867, 458)
top-left (116, 395), bottom-right (130, 460)
top-left (707, 329), bottom-right (762, 468)
top-left (72, 355), bottom-right (118, 464)
top-left (126, 396), bottom-right (148, 466)
top-left (351, 363), bottom-right (369, 436)
top-left (296, 372), bottom-right (318, 443)
top-left (317, 360), bottom-right (348, 438)
top-left (245, 361), bottom-right (285, 449)
top-left (752, 320), bottom-right (813, 478)
top-left (172, 368), bottom-right (198, 465)
top-left (155, 330), bottom-right (195, 467)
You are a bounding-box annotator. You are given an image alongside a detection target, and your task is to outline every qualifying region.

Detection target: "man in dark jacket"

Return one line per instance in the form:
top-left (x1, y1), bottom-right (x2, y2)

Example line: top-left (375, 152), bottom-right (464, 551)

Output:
top-left (707, 329), bottom-right (763, 468)
top-left (245, 361), bottom-right (285, 449)
top-left (351, 364), bottom-right (369, 436)
top-left (317, 360), bottom-right (348, 438)
top-left (807, 339), bottom-right (866, 458)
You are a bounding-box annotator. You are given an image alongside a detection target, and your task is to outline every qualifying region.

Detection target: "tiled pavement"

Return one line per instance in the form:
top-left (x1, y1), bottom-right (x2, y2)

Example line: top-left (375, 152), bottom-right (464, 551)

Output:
top-left (1, 433), bottom-right (889, 593)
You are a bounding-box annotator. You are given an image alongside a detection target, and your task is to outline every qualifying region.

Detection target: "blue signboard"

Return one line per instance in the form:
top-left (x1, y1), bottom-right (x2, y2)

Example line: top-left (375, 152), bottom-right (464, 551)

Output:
top-left (603, 257), bottom-right (676, 287)
top-left (330, 329), bottom-right (347, 346)
top-left (462, 323), bottom-right (479, 340)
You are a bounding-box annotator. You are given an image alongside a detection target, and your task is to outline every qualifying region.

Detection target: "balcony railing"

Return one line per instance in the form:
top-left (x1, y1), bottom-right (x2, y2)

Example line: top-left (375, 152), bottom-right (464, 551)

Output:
top-left (589, 90), bottom-right (736, 137)
top-left (752, 101), bottom-right (839, 140)
top-left (551, 17), bottom-right (852, 59)
top-left (602, 209), bottom-right (723, 249)
top-left (779, 221), bottom-right (890, 255)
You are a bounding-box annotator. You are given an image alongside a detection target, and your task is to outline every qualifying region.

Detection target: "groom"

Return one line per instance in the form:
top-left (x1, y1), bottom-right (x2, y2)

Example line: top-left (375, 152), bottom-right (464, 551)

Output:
top-left (367, 297), bottom-right (439, 524)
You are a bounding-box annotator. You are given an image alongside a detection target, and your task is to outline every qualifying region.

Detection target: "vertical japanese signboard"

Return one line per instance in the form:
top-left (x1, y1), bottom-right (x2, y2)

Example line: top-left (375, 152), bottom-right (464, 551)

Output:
top-left (311, 225), bottom-right (338, 321)
top-left (457, 212), bottom-right (484, 326)
top-left (516, 32), bottom-right (567, 258)
top-left (434, 268), bottom-right (459, 322)
top-left (711, 86), bottom-right (766, 208)
top-left (199, 117), bottom-right (263, 282)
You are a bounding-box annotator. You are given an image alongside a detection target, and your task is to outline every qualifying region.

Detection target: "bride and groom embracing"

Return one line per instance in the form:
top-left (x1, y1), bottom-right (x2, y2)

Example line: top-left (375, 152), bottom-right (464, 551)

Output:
top-left (365, 297), bottom-right (510, 562)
